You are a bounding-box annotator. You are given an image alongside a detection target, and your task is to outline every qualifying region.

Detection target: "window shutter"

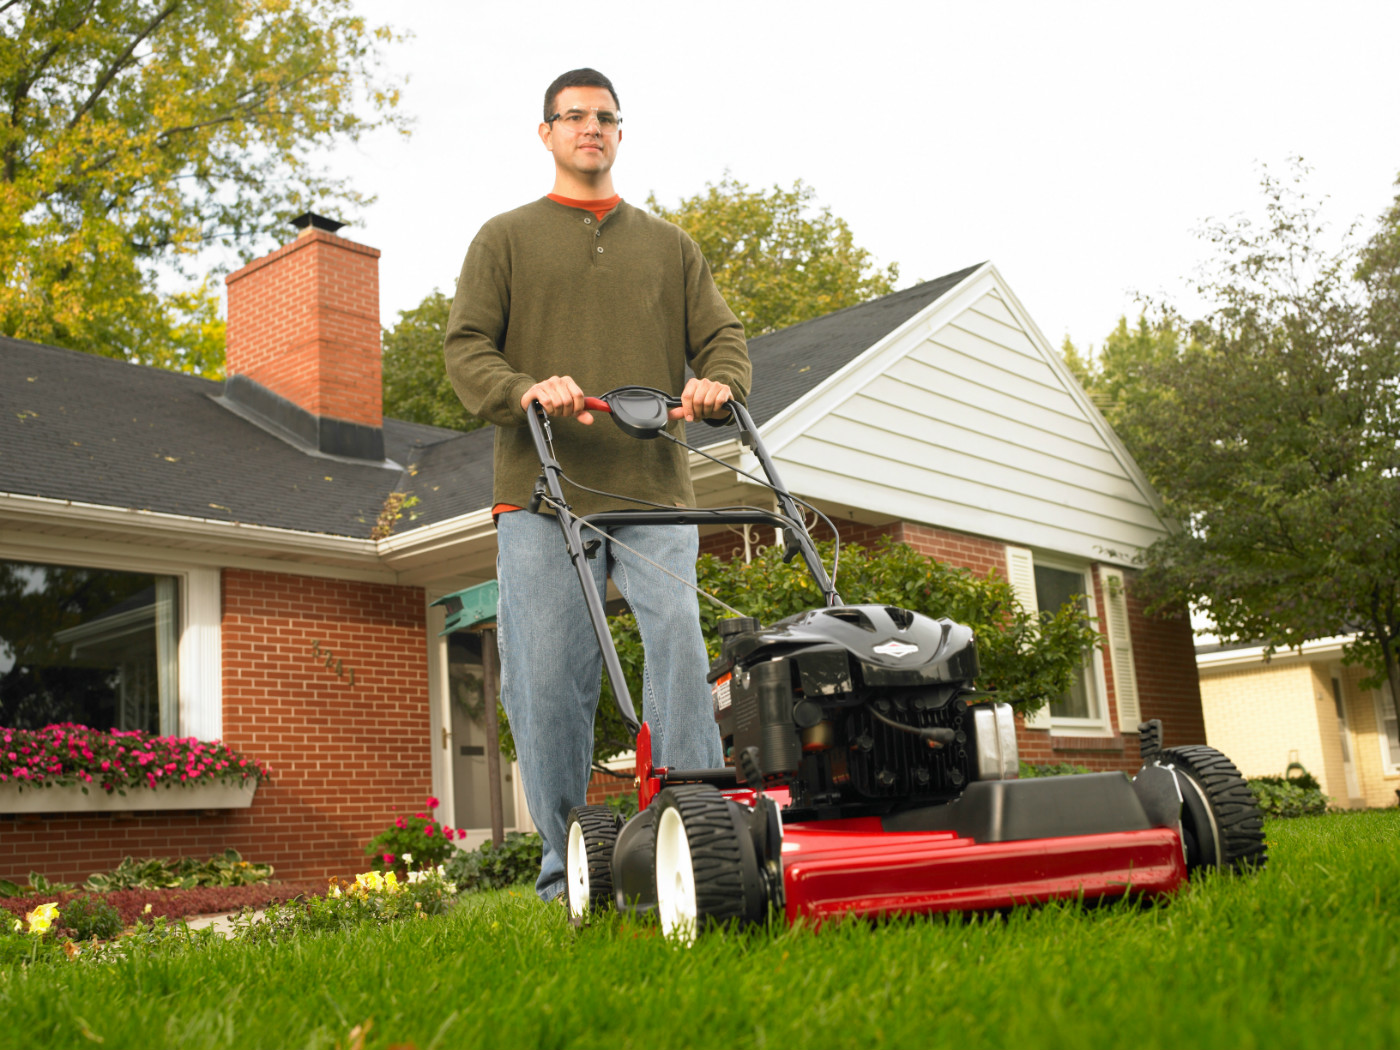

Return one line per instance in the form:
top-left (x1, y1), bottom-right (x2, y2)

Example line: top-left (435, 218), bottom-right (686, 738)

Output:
top-left (1100, 567), bottom-right (1141, 733)
top-left (1006, 546), bottom-right (1051, 729)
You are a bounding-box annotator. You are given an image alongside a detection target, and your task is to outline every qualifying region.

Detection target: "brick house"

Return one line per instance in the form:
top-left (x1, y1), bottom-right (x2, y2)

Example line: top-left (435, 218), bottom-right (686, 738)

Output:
top-left (1197, 638), bottom-right (1400, 809)
top-left (0, 220), bottom-right (1202, 885)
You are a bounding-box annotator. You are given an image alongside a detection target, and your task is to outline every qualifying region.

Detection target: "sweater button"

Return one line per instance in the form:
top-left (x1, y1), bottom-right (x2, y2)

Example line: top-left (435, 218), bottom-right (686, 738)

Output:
top-left (597, 246), bottom-right (604, 253)
top-left (584, 217), bottom-right (592, 224)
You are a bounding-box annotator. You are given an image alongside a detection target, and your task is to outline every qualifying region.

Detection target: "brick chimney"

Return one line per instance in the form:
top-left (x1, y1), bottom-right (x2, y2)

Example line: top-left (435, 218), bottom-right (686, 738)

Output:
top-left (223, 213), bottom-right (384, 460)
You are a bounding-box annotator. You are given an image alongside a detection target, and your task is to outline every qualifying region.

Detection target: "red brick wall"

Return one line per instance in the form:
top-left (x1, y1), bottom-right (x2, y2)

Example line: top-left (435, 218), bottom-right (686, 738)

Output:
top-left (699, 518), bottom-right (1005, 577)
top-left (225, 229), bottom-right (383, 427)
top-left (0, 570), bottom-right (431, 885)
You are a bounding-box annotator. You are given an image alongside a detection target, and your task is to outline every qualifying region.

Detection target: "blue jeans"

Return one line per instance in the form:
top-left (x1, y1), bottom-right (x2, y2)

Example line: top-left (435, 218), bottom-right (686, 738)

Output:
top-left (495, 510), bottom-right (723, 901)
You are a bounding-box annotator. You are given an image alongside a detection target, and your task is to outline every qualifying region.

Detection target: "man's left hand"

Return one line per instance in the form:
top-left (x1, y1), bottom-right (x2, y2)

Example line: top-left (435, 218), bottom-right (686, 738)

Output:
top-left (671, 377), bottom-right (732, 423)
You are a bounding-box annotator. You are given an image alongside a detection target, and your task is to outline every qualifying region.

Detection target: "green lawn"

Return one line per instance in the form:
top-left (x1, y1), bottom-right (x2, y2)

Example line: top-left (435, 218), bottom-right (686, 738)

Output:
top-left (2, 809), bottom-right (1396, 1050)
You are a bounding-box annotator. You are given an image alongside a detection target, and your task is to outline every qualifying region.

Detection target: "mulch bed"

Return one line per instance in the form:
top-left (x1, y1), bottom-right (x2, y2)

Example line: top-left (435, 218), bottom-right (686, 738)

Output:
top-left (2, 881), bottom-right (330, 927)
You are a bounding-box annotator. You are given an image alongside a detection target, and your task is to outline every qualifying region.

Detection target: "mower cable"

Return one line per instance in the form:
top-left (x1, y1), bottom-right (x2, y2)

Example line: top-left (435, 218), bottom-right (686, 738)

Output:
top-left (657, 428), bottom-right (842, 592)
top-left (868, 705), bottom-right (956, 748)
top-left (543, 433), bottom-right (843, 591)
top-left (534, 491), bottom-right (748, 619)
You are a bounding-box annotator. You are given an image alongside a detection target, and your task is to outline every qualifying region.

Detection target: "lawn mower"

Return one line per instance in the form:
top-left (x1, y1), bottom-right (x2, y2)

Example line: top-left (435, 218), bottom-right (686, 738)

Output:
top-left (524, 386), bottom-right (1267, 942)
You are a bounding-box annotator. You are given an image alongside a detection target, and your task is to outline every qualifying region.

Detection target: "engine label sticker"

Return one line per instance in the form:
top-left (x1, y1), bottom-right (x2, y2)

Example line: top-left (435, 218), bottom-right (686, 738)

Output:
top-left (873, 640), bottom-right (919, 658)
top-left (712, 674), bottom-right (732, 711)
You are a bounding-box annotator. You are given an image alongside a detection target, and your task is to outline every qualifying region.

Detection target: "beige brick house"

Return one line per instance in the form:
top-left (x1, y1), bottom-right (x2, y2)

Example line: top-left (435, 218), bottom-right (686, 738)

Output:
top-left (1197, 638), bottom-right (1400, 809)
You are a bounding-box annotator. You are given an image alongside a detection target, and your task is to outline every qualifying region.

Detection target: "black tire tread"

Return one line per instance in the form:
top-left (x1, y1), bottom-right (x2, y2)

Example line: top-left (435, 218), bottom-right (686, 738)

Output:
top-left (567, 805), bottom-right (621, 912)
top-left (1161, 744), bottom-right (1268, 873)
top-left (657, 785), bottom-right (750, 930)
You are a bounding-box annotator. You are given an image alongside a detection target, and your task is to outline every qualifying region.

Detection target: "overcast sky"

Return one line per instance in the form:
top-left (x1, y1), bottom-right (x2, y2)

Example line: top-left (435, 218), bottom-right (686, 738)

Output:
top-left (316, 0), bottom-right (1399, 356)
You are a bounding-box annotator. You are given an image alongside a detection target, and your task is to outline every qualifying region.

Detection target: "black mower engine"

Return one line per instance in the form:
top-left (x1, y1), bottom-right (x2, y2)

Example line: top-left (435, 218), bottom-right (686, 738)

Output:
top-left (708, 604), bottom-right (1020, 819)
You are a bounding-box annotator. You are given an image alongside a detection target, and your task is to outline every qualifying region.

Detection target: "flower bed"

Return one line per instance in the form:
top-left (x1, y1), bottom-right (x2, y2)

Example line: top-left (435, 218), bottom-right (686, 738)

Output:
top-left (1, 723), bottom-right (269, 796)
top-left (0, 881), bottom-right (326, 928)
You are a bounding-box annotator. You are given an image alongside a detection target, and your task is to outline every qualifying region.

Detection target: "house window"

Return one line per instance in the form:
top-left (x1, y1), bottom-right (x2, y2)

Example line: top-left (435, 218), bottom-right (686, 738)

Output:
top-left (1034, 563), bottom-right (1104, 725)
top-left (1378, 683), bottom-right (1400, 775)
top-left (1005, 547), bottom-right (1111, 733)
top-left (0, 559), bottom-right (180, 734)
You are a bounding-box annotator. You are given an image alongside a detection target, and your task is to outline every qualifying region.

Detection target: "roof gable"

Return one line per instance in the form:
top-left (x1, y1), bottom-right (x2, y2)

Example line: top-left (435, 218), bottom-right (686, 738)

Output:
top-left (746, 264), bottom-right (1169, 563)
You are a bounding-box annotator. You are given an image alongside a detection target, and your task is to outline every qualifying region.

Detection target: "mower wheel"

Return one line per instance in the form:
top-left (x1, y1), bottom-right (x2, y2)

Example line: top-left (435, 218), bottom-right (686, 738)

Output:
top-left (566, 805), bottom-right (622, 922)
top-left (1161, 745), bottom-right (1268, 873)
top-left (653, 784), bottom-right (765, 943)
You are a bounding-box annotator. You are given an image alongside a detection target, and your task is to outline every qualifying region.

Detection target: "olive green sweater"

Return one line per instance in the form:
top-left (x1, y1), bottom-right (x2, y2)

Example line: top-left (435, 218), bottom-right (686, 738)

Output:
top-left (443, 198), bottom-right (750, 516)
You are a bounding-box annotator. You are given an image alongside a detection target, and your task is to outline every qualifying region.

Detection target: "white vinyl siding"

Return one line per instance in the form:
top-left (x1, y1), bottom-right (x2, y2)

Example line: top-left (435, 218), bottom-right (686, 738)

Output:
top-left (1099, 567), bottom-right (1141, 734)
top-left (764, 273), bottom-right (1169, 565)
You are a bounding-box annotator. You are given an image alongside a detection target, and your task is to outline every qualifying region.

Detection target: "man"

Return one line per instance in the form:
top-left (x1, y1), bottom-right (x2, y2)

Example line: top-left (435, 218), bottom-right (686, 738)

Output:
top-left (443, 68), bottom-right (751, 902)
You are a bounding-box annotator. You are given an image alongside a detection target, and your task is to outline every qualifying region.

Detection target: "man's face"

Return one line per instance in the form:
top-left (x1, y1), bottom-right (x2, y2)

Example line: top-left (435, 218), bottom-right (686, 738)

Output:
top-left (539, 86), bottom-right (621, 181)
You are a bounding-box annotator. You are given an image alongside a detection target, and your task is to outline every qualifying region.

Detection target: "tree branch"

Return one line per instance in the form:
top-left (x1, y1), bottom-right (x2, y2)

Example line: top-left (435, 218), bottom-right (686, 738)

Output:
top-left (67, 0), bottom-right (183, 130)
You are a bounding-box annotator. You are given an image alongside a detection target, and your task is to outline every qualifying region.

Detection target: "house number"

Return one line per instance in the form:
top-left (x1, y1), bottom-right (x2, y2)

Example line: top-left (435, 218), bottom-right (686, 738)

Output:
top-left (311, 640), bottom-right (356, 686)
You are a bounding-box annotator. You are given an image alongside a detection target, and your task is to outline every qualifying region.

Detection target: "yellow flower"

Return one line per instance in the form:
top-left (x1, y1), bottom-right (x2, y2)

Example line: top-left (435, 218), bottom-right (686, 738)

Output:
top-left (355, 871), bottom-right (385, 893)
top-left (25, 902), bottom-right (59, 936)
top-left (143, 903), bottom-right (153, 914)
top-left (383, 871), bottom-right (400, 894)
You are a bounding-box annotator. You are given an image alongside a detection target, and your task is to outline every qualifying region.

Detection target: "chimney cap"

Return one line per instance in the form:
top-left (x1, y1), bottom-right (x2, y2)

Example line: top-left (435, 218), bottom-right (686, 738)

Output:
top-left (290, 211), bottom-right (346, 234)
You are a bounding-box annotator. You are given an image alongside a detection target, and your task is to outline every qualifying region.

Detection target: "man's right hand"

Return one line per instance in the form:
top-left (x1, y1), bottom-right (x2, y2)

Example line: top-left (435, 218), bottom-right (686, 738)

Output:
top-left (521, 375), bottom-right (593, 424)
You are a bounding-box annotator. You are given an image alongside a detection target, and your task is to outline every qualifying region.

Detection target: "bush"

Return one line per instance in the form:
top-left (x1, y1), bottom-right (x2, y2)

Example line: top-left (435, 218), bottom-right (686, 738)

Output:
top-left (57, 895), bottom-right (121, 941)
top-left (445, 832), bottom-right (542, 893)
top-left (82, 850), bottom-right (273, 892)
top-left (364, 797), bottom-right (464, 873)
top-left (1249, 777), bottom-right (1330, 818)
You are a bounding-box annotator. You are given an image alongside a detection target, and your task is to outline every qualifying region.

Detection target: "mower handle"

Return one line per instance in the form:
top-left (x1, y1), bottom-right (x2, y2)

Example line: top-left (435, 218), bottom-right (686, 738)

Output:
top-left (523, 385), bottom-right (839, 741)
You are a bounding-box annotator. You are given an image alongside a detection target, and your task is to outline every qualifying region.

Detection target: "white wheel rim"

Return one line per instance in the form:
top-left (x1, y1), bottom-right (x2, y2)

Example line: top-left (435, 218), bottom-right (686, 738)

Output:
top-left (566, 821), bottom-right (589, 918)
top-left (655, 806), bottom-right (698, 944)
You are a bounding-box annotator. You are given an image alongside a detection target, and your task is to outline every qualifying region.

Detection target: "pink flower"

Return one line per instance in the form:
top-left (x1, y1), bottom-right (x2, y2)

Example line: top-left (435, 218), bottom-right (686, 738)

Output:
top-left (426, 796), bottom-right (440, 809)
top-left (395, 817), bottom-right (406, 829)
top-left (383, 853), bottom-right (396, 864)
top-left (424, 825), bottom-right (435, 838)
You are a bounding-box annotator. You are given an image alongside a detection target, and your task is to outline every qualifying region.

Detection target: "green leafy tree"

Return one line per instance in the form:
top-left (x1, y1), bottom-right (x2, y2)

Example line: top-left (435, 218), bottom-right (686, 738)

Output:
top-left (381, 290), bottom-right (484, 431)
top-left (0, 0), bottom-right (406, 375)
top-left (1061, 314), bottom-right (1189, 446)
top-left (496, 538), bottom-right (1103, 763)
top-left (1107, 165), bottom-right (1400, 706)
top-left (647, 174), bottom-right (899, 336)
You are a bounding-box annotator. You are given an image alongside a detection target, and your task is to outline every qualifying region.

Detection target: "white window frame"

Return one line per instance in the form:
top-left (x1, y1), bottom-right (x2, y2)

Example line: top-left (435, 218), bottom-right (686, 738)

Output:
top-left (1375, 681), bottom-right (1400, 777)
top-left (0, 549), bottom-right (221, 740)
top-left (1006, 547), bottom-right (1112, 735)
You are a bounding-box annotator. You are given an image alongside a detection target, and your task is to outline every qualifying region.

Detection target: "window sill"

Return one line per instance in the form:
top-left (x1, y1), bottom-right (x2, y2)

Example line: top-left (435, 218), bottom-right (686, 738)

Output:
top-left (1050, 734), bottom-right (1126, 752)
top-left (0, 781), bottom-right (258, 816)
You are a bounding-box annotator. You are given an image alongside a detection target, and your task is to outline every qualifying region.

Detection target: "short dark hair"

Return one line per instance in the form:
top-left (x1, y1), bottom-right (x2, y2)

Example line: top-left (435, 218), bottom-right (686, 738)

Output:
top-left (543, 68), bottom-right (620, 123)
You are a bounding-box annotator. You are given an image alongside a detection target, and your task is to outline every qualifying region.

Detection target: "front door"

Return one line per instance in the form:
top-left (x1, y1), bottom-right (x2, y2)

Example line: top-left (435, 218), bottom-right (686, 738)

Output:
top-left (448, 632), bottom-right (518, 842)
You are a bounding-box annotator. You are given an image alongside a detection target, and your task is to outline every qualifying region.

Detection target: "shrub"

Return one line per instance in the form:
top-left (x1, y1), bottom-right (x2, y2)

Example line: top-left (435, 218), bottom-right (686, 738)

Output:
top-left (83, 850), bottom-right (273, 892)
top-left (58, 895), bottom-right (122, 941)
top-left (445, 832), bottom-right (542, 893)
top-left (1249, 776), bottom-right (1330, 818)
top-left (364, 797), bottom-right (464, 873)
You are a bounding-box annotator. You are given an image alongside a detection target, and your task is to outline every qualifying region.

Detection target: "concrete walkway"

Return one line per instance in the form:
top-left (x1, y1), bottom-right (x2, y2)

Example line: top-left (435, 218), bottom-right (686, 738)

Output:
top-left (181, 910), bottom-right (264, 936)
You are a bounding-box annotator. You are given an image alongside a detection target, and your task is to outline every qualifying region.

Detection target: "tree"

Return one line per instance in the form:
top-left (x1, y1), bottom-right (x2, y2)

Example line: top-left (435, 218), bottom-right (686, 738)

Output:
top-left (381, 290), bottom-right (484, 431)
top-left (0, 0), bottom-right (406, 375)
top-left (1101, 165), bottom-right (1400, 707)
top-left (1061, 313), bottom-right (1191, 457)
top-left (495, 538), bottom-right (1103, 763)
top-left (647, 175), bottom-right (899, 336)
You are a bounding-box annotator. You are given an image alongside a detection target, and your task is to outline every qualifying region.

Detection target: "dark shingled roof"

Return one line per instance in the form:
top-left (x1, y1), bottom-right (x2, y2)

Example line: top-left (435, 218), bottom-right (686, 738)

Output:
top-left (0, 265), bottom-right (978, 537)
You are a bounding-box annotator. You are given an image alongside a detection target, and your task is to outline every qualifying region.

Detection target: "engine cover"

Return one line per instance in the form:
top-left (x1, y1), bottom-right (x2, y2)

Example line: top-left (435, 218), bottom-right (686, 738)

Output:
top-left (710, 605), bottom-right (983, 816)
